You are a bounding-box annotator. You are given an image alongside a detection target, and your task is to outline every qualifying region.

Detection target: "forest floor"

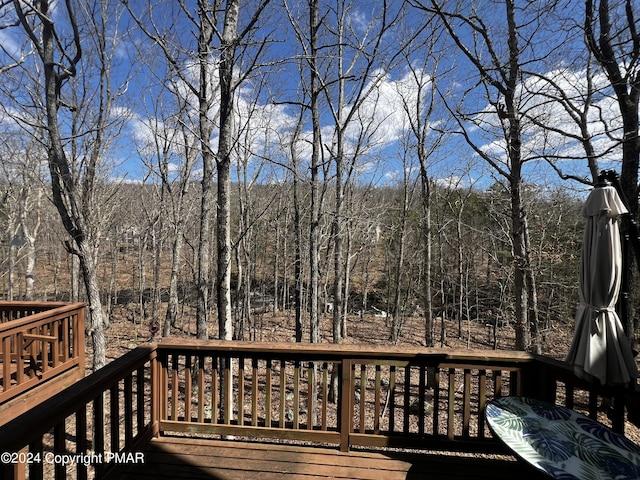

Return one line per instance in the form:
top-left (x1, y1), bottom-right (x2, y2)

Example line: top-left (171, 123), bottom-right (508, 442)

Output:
top-left (99, 303), bottom-right (576, 364)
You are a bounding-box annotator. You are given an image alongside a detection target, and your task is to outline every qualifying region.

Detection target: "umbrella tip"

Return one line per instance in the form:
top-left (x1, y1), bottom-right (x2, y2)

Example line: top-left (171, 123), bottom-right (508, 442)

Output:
top-left (597, 169), bottom-right (616, 187)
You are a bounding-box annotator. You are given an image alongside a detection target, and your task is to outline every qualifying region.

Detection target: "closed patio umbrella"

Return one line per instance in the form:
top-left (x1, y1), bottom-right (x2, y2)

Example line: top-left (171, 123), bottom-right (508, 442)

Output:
top-left (565, 183), bottom-right (639, 385)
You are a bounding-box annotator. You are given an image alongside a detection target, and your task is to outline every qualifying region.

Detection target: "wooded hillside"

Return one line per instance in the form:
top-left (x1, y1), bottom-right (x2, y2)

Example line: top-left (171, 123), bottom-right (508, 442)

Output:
top-left (2, 179), bottom-right (583, 352)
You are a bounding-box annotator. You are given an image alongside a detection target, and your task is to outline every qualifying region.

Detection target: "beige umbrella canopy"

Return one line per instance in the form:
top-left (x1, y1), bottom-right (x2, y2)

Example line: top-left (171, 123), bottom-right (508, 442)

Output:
top-left (566, 184), bottom-right (639, 385)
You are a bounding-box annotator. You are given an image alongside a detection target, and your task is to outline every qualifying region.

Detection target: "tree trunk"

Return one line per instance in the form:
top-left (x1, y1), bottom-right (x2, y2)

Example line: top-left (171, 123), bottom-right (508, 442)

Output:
top-left (391, 182), bottom-right (409, 344)
top-left (332, 148), bottom-right (345, 345)
top-left (293, 139), bottom-right (304, 343)
top-left (18, 0), bottom-right (109, 369)
top-left (341, 222), bottom-right (353, 339)
top-left (510, 181), bottom-right (530, 351)
top-left (216, 0), bottom-right (240, 342)
top-left (78, 241), bottom-right (107, 370)
top-left (420, 170), bottom-right (434, 346)
top-left (456, 198), bottom-right (464, 339)
top-left (24, 236), bottom-right (36, 301)
top-left (195, 2), bottom-right (215, 340)
top-left (7, 220), bottom-right (16, 301)
top-left (163, 231), bottom-right (183, 337)
top-left (309, 0), bottom-right (321, 345)
top-left (217, 158), bottom-right (233, 341)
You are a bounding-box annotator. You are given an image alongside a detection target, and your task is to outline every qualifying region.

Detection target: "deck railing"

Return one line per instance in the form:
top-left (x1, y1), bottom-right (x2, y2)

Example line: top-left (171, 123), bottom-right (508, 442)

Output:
top-left (1, 337), bottom-right (639, 480)
top-left (531, 354), bottom-right (640, 433)
top-left (155, 339), bottom-right (640, 452)
top-left (156, 338), bottom-right (539, 452)
top-left (0, 302), bottom-right (86, 409)
top-left (0, 344), bottom-right (156, 480)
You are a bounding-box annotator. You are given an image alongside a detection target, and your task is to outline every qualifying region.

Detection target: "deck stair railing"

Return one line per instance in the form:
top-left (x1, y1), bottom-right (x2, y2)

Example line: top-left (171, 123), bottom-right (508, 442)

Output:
top-left (0, 302), bottom-right (86, 409)
top-left (1, 337), bottom-right (639, 480)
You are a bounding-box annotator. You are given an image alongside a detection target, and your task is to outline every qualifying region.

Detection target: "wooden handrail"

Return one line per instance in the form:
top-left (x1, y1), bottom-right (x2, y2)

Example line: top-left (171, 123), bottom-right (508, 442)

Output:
top-left (0, 302), bottom-right (85, 333)
top-left (155, 337), bottom-right (537, 363)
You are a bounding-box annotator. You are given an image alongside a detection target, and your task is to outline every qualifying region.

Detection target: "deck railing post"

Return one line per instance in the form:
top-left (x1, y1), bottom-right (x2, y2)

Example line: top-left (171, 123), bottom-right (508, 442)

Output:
top-left (339, 358), bottom-right (352, 452)
top-left (76, 307), bottom-right (86, 376)
top-left (150, 348), bottom-right (160, 437)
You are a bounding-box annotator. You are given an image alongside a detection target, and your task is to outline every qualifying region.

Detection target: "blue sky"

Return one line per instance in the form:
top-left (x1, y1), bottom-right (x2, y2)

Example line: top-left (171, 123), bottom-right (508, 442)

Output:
top-left (0, 0), bottom-right (628, 197)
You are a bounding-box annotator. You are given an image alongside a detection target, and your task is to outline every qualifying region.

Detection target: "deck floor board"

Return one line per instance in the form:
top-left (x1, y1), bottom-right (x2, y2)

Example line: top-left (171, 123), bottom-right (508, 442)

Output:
top-left (113, 436), bottom-right (550, 480)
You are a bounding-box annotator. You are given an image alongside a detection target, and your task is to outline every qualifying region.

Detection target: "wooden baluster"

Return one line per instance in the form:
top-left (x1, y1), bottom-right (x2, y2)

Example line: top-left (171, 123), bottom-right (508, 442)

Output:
top-left (238, 357), bottom-right (245, 426)
top-left (124, 375), bottom-right (133, 447)
top-left (111, 384), bottom-right (120, 452)
top-left (54, 421), bottom-right (65, 479)
top-left (321, 362), bottom-right (329, 431)
top-left (358, 364), bottom-right (366, 433)
top-left (478, 369), bottom-right (487, 439)
top-left (51, 320), bottom-right (59, 368)
top-left (418, 365), bottom-right (426, 435)
top-left (403, 366), bottom-right (411, 433)
top-left (29, 439), bottom-right (43, 480)
top-left (374, 364), bottom-right (381, 435)
top-left (76, 407), bottom-right (88, 480)
top-left (3, 335), bottom-right (12, 391)
top-left (307, 361), bottom-right (315, 430)
top-left (339, 359), bottom-right (352, 452)
top-left (265, 359), bottom-right (272, 428)
top-left (171, 355), bottom-right (178, 421)
top-left (211, 357), bottom-right (218, 424)
top-left (252, 358), bottom-right (259, 426)
top-left (494, 370), bottom-right (503, 397)
top-left (185, 355), bottom-right (192, 422)
top-left (589, 390), bottom-right (598, 419)
top-left (198, 354), bottom-right (205, 423)
top-left (448, 368), bottom-right (455, 441)
top-left (388, 365), bottom-right (396, 434)
top-left (16, 332), bottom-right (24, 386)
top-left (279, 360), bottom-right (286, 428)
top-left (463, 369), bottom-right (471, 439)
top-left (61, 315), bottom-right (70, 362)
top-left (510, 370), bottom-right (520, 396)
top-left (433, 367), bottom-right (441, 436)
top-left (293, 360), bottom-right (300, 429)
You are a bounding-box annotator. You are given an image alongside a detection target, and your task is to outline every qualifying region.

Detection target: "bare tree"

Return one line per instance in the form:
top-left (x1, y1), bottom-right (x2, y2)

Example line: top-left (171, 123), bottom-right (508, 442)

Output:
top-left (0, 135), bottom-right (46, 300)
top-left (283, 0), bottom-right (325, 344)
top-left (10, 0), bottom-right (131, 369)
top-left (395, 32), bottom-right (448, 346)
top-left (128, 0), bottom-right (271, 340)
top-left (131, 73), bottom-right (198, 337)
top-left (315, 0), bottom-right (405, 344)
top-left (126, 1), bottom-right (218, 339)
top-left (415, 0), bottom-right (548, 351)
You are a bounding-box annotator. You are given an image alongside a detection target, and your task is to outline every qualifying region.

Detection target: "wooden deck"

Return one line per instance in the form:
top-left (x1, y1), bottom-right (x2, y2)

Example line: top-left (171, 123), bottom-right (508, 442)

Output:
top-left (2, 332), bottom-right (640, 480)
top-left (115, 436), bottom-right (550, 480)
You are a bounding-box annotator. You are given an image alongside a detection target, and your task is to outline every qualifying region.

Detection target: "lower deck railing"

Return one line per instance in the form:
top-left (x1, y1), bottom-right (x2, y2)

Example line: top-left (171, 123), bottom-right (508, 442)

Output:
top-left (0, 338), bottom-right (638, 479)
top-left (0, 302), bottom-right (86, 411)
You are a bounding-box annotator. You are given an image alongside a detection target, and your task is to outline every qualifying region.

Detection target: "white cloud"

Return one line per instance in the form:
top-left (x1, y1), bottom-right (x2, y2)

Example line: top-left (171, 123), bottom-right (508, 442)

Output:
top-left (470, 67), bottom-right (623, 177)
